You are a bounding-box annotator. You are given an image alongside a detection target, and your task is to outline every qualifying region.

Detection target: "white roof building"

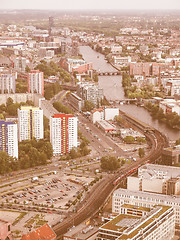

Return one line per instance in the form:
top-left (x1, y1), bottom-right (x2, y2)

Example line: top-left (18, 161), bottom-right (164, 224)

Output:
top-left (112, 188), bottom-right (180, 225)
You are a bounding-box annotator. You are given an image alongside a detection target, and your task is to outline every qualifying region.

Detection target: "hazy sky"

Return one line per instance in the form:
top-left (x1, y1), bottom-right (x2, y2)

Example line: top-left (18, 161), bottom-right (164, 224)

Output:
top-left (1, 0), bottom-right (180, 10)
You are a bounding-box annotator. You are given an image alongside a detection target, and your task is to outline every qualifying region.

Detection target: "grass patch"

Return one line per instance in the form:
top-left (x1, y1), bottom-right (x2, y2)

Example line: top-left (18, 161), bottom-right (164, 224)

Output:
top-left (13, 212), bottom-right (27, 226)
top-left (35, 219), bottom-right (48, 227)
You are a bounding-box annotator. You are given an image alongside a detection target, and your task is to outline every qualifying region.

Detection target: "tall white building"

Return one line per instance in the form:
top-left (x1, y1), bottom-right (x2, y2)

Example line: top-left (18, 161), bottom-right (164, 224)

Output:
top-left (0, 72), bottom-right (16, 94)
top-left (50, 114), bottom-right (77, 155)
top-left (0, 120), bottom-right (18, 159)
top-left (14, 57), bottom-right (27, 72)
top-left (18, 106), bottom-right (43, 142)
top-left (28, 70), bottom-right (44, 96)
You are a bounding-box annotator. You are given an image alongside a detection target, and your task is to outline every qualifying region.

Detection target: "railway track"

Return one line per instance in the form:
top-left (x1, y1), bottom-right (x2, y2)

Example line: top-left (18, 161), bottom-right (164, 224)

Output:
top-left (53, 118), bottom-right (168, 238)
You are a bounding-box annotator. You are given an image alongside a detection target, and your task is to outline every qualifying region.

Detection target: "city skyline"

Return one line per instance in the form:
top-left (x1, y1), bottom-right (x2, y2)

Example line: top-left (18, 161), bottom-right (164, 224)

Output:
top-left (1, 0), bottom-right (180, 10)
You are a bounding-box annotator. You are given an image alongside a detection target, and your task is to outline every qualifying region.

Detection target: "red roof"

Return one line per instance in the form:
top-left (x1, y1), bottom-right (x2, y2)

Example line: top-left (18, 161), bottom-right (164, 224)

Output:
top-left (92, 109), bottom-right (103, 113)
top-left (21, 224), bottom-right (56, 240)
top-left (53, 113), bottom-right (74, 118)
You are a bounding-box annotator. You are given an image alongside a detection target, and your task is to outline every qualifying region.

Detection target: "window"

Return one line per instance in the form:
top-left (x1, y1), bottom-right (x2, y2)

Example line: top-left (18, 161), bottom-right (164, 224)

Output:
top-left (8, 225), bottom-right (10, 231)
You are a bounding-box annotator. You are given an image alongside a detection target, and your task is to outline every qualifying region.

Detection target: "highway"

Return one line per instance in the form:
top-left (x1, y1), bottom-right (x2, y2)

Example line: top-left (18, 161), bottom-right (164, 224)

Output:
top-left (78, 114), bottom-right (126, 157)
top-left (53, 117), bottom-right (168, 238)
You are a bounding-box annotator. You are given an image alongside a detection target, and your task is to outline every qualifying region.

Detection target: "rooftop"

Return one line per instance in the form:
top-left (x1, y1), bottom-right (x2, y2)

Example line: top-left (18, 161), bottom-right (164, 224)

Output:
top-left (21, 224), bottom-right (56, 240)
top-left (100, 204), bottom-right (172, 239)
top-left (114, 188), bottom-right (180, 202)
top-left (138, 163), bottom-right (180, 179)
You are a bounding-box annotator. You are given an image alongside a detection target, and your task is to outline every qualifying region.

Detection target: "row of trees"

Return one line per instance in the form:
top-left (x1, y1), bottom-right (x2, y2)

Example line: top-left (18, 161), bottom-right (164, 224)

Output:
top-left (0, 139), bottom-right (53, 174)
top-left (44, 82), bottom-right (62, 100)
top-left (101, 156), bottom-right (120, 171)
top-left (0, 97), bottom-right (34, 119)
top-left (53, 101), bottom-right (73, 114)
top-left (35, 60), bottom-right (72, 82)
top-left (123, 136), bottom-right (146, 144)
top-left (16, 78), bottom-right (27, 93)
top-left (122, 73), bottom-right (161, 99)
top-left (145, 102), bottom-right (180, 129)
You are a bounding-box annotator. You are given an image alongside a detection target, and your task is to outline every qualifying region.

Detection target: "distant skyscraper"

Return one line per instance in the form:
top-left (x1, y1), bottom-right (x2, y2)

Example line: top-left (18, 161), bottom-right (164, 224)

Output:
top-left (49, 16), bottom-right (54, 37)
top-left (18, 106), bottom-right (43, 142)
top-left (0, 120), bottom-right (18, 159)
top-left (27, 70), bottom-right (44, 96)
top-left (0, 72), bottom-right (16, 94)
top-left (50, 114), bottom-right (78, 155)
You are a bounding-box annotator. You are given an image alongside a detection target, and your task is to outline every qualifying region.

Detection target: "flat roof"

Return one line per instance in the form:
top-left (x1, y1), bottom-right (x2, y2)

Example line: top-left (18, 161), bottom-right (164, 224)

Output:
top-left (114, 188), bottom-right (180, 202)
top-left (101, 204), bottom-right (172, 239)
top-left (97, 120), bottom-right (116, 131)
top-left (139, 163), bottom-right (180, 179)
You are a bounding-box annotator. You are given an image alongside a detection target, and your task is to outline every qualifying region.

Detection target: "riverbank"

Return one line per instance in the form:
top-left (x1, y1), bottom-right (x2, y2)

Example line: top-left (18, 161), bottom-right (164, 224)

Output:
top-left (79, 45), bottom-right (180, 141)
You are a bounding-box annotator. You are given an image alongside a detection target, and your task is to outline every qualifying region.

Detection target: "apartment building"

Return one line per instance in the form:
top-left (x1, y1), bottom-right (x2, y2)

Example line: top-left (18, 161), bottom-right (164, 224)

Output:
top-left (18, 106), bottom-right (43, 142)
top-left (162, 145), bottom-right (180, 165)
top-left (68, 92), bottom-right (84, 112)
top-left (14, 57), bottom-right (27, 72)
top-left (77, 82), bottom-right (103, 106)
top-left (98, 204), bottom-right (175, 240)
top-left (159, 99), bottom-right (180, 116)
top-left (50, 113), bottom-right (77, 155)
top-left (0, 72), bottom-right (16, 94)
top-left (130, 62), bottom-right (172, 77)
top-left (0, 120), bottom-right (18, 159)
top-left (112, 188), bottom-right (180, 226)
top-left (27, 70), bottom-right (44, 96)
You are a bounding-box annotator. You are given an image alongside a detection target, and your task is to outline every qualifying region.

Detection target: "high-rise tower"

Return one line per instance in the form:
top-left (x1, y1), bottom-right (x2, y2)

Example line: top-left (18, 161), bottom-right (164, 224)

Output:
top-left (49, 16), bottom-right (54, 37)
top-left (27, 70), bottom-right (44, 96)
top-left (0, 120), bottom-right (18, 158)
top-left (18, 106), bottom-right (44, 142)
top-left (50, 114), bottom-right (77, 155)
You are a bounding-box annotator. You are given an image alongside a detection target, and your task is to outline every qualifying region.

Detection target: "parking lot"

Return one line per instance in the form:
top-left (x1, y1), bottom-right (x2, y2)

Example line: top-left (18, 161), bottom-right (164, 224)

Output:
top-left (0, 171), bottom-right (94, 211)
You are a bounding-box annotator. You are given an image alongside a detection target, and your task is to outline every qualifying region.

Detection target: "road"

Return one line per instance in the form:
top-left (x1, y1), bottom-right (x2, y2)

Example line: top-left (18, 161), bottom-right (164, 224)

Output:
top-left (78, 114), bottom-right (126, 158)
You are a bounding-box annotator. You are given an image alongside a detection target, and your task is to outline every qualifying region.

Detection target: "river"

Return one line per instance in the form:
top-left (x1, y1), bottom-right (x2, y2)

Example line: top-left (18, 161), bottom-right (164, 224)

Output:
top-left (79, 46), bottom-right (180, 141)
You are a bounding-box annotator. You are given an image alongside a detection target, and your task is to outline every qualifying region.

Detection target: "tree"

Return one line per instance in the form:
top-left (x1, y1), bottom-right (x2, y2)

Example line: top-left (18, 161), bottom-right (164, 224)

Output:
top-left (25, 65), bottom-right (31, 73)
top-left (73, 71), bottom-right (79, 78)
top-left (139, 148), bottom-right (145, 158)
top-left (6, 97), bottom-right (13, 107)
top-left (0, 151), bottom-right (16, 174)
top-left (136, 137), bottom-right (146, 144)
top-left (175, 138), bottom-right (180, 145)
top-left (53, 101), bottom-right (73, 114)
top-left (100, 156), bottom-right (120, 171)
top-left (114, 115), bottom-right (123, 125)
top-left (83, 100), bottom-right (95, 111)
top-left (93, 73), bottom-right (99, 82)
top-left (123, 136), bottom-right (135, 144)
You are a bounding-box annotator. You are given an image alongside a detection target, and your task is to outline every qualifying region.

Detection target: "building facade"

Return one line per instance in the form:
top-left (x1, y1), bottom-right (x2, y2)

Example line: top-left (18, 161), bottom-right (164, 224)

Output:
top-left (77, 82), bottom-right (103, 106)
top-left (162, 145), bottom-right (180, 165)
top-left (50, 114), bottom-right (78, 155)
top-left (112, 188), bottom-right (180, 226)
top-left (18, 106), bottom-right (43, 142)
top-left (27, 70), bottom-right (44, 96)
top-left (14, 57), bottom-right (27, 72)
top-left (0, 72), bottom-right (16, 94)
top-left (97, 204), bottom-right (175, 240)
top-left (0, 120), bottom-right (18, 159)
top-left (127, 163), bottom-right (180, 195)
